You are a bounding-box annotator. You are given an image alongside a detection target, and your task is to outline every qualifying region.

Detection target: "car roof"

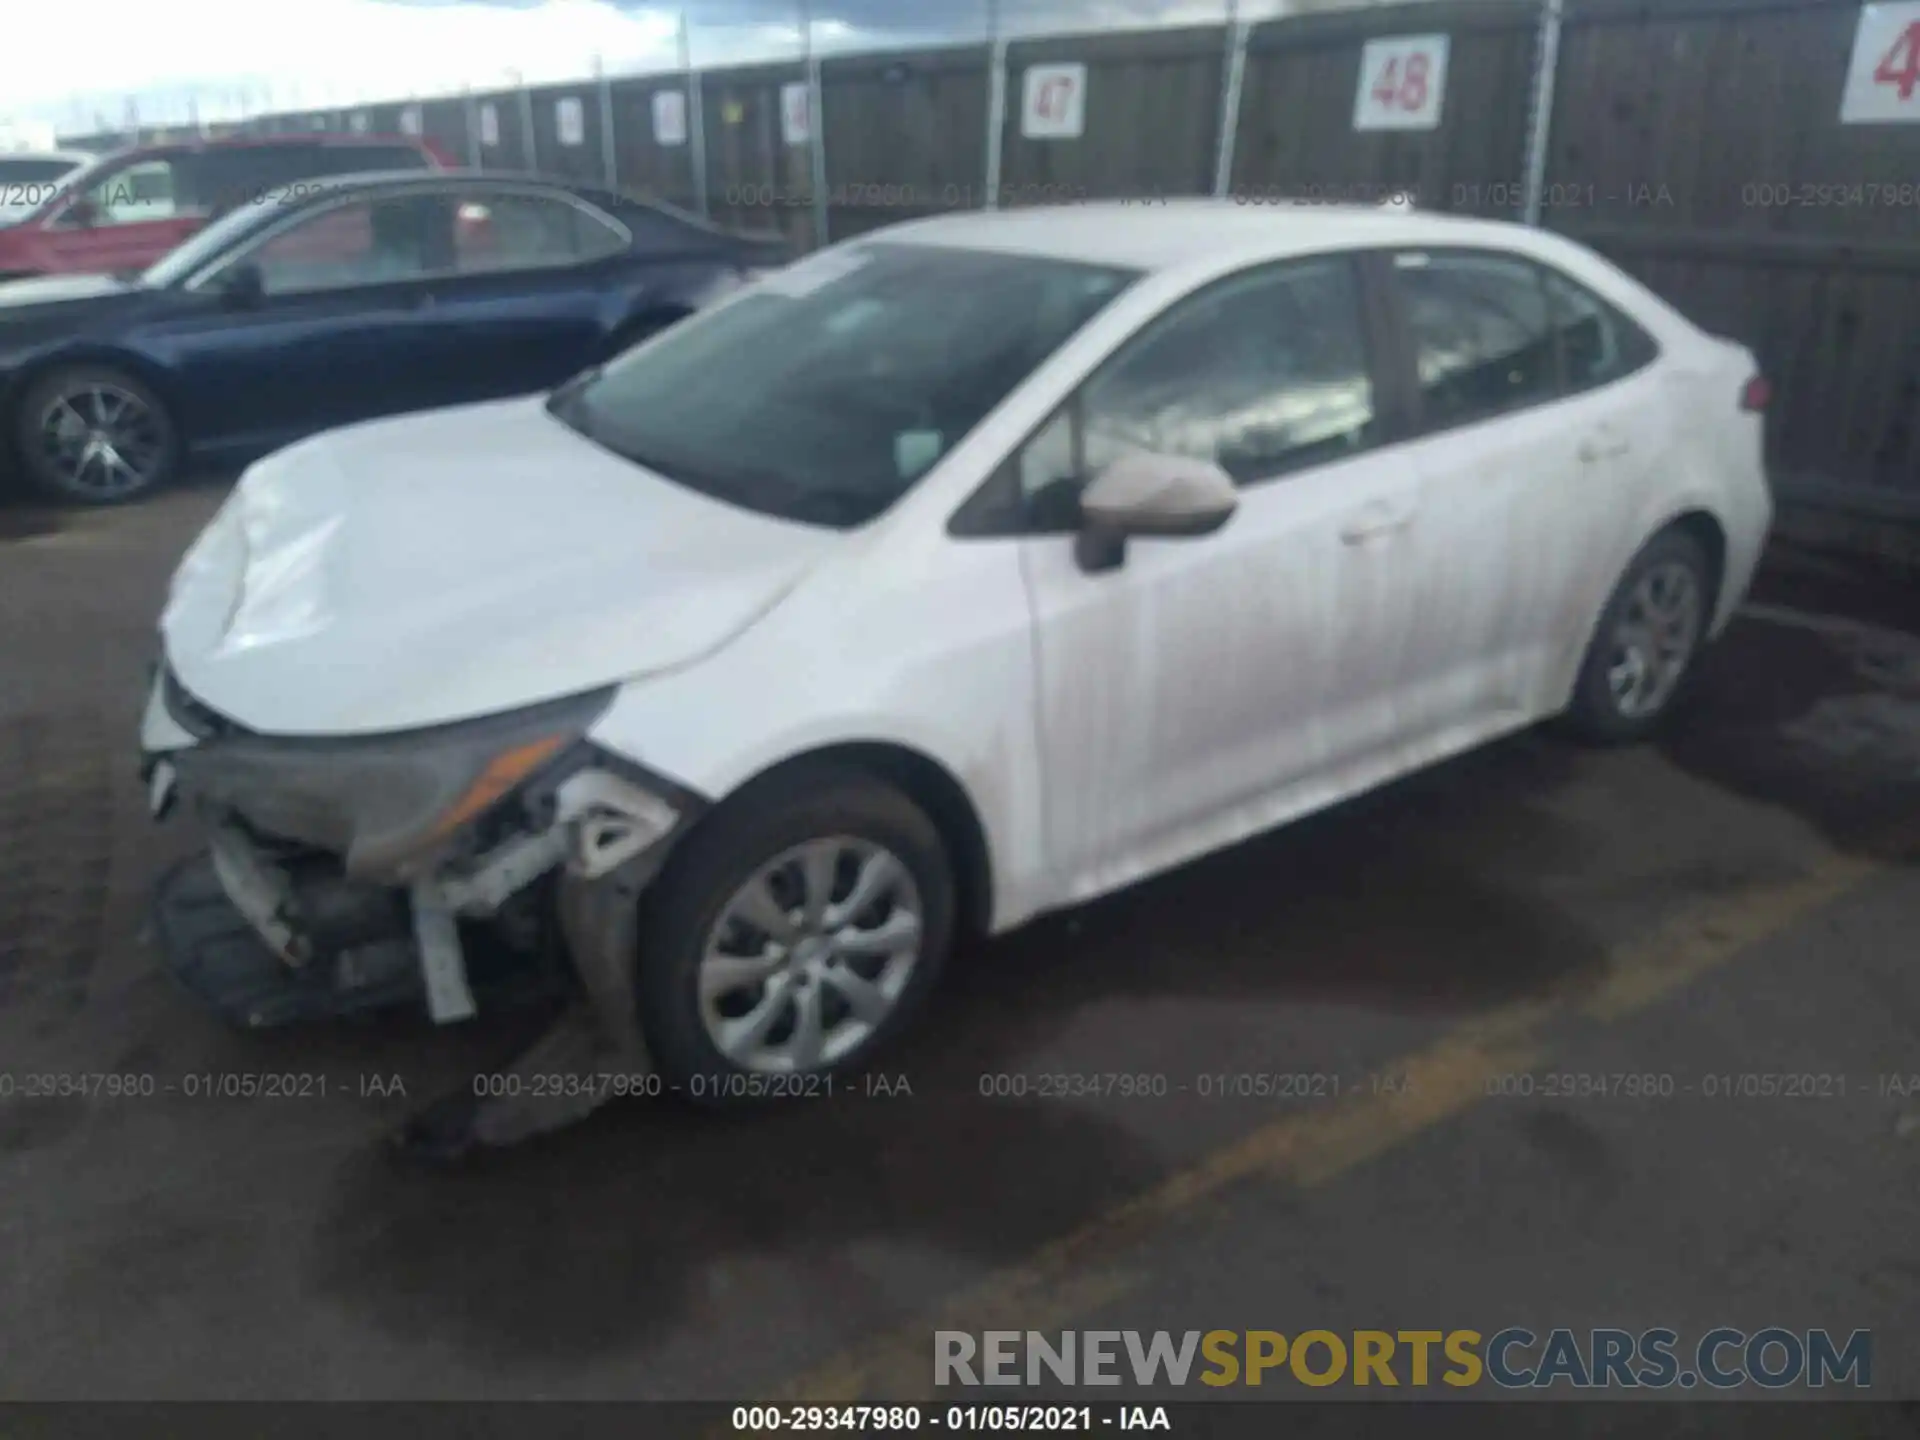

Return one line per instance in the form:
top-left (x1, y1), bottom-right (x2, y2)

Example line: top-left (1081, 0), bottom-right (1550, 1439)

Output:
top-left (877, 199), bottom-right (1531, 273)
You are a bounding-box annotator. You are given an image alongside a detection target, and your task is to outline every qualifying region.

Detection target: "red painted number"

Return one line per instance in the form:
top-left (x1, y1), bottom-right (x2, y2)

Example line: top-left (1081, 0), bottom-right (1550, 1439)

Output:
top-left (1371, 52), bottom-right (1432, 111)
top-left (1874, 21), bottom-right (1920, 101)
top-left (1036, 76), bottom-right (1074, 120)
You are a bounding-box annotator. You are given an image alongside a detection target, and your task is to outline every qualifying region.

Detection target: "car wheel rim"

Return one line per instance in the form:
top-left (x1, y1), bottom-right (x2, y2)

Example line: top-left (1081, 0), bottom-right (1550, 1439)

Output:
top-left (36, 382), bottom-right (166, 499)
top-left (698, 836), bottom-right (924, 1074)
top-left (1606, 560), bottom-right (1702, 720)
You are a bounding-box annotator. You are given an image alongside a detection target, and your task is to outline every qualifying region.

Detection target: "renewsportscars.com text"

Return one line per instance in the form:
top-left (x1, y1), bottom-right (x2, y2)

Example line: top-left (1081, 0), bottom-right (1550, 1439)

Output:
top-left (934, 1328), bottom-right (1872, 1389)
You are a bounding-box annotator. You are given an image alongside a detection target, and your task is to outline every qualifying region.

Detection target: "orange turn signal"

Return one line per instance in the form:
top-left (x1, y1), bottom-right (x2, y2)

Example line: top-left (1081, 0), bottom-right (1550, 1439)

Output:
top-left (423, 735), bottom-right (568, 846)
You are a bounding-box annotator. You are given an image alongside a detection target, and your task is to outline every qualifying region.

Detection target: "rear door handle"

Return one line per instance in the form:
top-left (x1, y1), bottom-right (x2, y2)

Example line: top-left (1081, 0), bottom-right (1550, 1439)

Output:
top-left (1578, 432), bottom-right (1630, 463)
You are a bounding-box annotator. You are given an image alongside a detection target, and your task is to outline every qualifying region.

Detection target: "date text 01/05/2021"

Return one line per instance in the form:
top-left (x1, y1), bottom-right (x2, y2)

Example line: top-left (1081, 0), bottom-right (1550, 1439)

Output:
top-left (731, 1405), bottom-right (1172, 1432)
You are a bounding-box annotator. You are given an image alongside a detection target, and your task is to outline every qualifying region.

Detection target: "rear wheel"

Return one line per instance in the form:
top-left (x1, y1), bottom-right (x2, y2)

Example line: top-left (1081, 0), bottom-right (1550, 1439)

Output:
top-left (15, 364), bottom-right (179, 504)
top-left (1563, 527), bottom-right (1712, 743)
top-left (635, 763), bottom-right (955, 1103)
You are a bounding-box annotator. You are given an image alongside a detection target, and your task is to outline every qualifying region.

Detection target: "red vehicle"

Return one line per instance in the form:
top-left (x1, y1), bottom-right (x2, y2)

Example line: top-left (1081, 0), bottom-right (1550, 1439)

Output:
top-left (0, 133), bottom-right (454, 280)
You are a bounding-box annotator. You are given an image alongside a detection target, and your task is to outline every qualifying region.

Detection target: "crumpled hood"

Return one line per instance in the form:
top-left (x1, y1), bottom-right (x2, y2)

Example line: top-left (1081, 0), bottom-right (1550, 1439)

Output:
top-left (161, 396), bottom-right (839, 737)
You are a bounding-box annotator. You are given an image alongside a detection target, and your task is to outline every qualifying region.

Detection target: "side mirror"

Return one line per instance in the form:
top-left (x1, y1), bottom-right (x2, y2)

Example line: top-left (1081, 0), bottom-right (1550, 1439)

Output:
top-left (60, 197), bottom-right (98, 229)
top-left (215, 262), bottom-right (265, 308)
top-left (1074, 451), bottom-right (1238, 574)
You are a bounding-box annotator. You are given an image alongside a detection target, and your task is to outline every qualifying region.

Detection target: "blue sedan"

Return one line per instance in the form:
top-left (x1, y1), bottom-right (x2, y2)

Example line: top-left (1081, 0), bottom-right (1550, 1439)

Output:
top-left (0, 171), bottom-right (787, 503)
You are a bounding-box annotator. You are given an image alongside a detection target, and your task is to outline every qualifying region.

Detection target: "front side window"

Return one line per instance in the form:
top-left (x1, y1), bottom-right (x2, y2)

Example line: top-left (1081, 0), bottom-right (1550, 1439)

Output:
top-left (74, 158), bottom-right (181, 227)
top-left (229, 193), bottom-right (454, 294)
top-left (1074, 256), bottom-right (1379, 490)
top-left (1395, 251), bottom-right (1557, 430)
top-left (550, 243), bottom-right (1138, 528)
top-left (454, 191), bottom-right (626, 272)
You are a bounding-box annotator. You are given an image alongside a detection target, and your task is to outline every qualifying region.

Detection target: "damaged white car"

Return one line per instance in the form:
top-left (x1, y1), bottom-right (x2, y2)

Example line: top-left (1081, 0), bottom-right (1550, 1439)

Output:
top-left (141, 202), bottom-right (1772, 1154)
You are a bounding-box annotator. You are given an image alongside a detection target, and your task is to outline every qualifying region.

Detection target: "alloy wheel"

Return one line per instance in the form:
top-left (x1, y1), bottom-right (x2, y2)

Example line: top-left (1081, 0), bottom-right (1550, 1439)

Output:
top-left (1606, 560), bottom-right (1703, 720)
top-left (698, 836), bottom-right (925, 1074)
top-left (35, 380), bottom-right (168, 500)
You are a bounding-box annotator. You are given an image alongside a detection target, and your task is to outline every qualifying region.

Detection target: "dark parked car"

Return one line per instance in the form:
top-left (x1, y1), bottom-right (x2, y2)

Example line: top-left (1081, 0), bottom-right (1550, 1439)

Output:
top-left (0, 171), bottom-right (787, 502)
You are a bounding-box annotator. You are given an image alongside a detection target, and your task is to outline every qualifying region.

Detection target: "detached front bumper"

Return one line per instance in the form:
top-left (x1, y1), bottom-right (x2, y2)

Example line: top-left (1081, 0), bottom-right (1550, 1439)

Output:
top-left (139, 664), bottom-right (701, 1036)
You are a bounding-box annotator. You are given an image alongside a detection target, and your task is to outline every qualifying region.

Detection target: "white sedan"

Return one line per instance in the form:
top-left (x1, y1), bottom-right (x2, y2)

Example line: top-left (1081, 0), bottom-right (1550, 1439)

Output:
top-left (141, 200), bottom-right (1771, 1150)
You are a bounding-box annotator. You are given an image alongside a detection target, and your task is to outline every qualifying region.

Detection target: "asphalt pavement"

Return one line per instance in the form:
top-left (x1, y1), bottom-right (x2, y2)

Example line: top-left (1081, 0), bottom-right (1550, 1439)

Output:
top-left (1, 485), bottom-right (1917, 1409)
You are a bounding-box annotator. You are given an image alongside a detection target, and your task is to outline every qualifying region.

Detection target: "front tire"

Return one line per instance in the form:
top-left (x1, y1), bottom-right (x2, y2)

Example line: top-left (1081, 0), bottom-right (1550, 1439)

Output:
top-left (635, 763), bottom-right (955, 1103)
top-left (1563, 527), bottom-right (1712, 744)
top-left (14, 363), bottom-right (180, 505)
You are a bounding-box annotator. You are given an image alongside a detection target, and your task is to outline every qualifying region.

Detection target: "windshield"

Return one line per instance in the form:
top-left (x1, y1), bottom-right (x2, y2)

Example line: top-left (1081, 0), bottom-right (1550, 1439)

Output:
top-left (140, 203), bottom-right (273, 288)
top-left (550, 243), bottom-right (1138, 528)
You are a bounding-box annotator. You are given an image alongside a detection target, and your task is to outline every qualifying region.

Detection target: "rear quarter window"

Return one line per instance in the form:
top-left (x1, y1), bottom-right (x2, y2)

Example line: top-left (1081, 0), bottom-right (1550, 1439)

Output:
top-left (1541, 267), bottom-right (1659, 390)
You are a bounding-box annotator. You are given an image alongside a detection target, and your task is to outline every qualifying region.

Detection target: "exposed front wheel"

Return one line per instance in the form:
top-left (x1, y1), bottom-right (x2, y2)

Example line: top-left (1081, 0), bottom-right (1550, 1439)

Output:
top-left (14, 364), bottom-right (180, 504)
top-left (1564, 527), bottom-right (1712, 743)
top-left (635, 763), bottom-right (955, 1101)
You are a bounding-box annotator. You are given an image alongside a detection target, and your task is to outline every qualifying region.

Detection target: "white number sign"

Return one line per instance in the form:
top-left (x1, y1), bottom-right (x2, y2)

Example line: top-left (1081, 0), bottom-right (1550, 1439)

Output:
top-left (1021, 63), bottom-right (1086, 140)
top-left (1842, 2), bottom-right (1920, 123)
top-left (478, 102), bottom-right (500, 147)
top-left (556, 96), bottom-right (585, 147)
top-left (398, 104), bottom-right (423, 137)
top-left (1353, 35), bottom-right (1449, 131)
top-left (781, 81), bottom-right (812, 146)
top-left (652, 89), bottom-right (688, 147)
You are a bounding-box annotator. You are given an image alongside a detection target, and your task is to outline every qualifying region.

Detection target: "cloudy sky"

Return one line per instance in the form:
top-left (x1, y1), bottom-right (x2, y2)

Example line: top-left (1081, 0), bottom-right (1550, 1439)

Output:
top-left (5, 0), bottom-right (1320, 139)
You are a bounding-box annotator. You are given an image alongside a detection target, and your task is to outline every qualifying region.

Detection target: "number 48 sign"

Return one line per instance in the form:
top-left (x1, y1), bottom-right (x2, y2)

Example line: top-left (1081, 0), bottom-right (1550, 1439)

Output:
top-left (1353, 35), bottom-right (1450, 131)
top-left (1842, 2), bottom-right (1920, 122)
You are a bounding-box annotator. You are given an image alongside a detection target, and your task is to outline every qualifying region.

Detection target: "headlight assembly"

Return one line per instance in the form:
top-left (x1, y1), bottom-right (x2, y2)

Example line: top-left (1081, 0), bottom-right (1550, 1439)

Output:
top-left (167, 685), bottom-right (637, 883)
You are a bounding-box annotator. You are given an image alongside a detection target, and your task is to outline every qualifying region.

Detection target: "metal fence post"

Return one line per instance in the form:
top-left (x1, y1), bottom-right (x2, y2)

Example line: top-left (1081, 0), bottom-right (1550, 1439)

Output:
top-left (596, 55), bottom-right (619, 190)
top-left (1520, 0), bottom-right (1566, 225)
top-left (1212, 0), bottom-right (1249, 198)
top-left (463, 85), bottom-right (482, 168)
top-left (802, 1), bottom-right (830, 248)
top-left (516, 74), bottom-right (538, 172)
top-left (684, 14), bottom-right (711, 218)
top-left (983, 0), bottom-right (1008, 209)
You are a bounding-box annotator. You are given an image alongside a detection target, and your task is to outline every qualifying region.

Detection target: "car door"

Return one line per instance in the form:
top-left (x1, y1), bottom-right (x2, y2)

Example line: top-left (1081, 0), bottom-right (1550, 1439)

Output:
top-left (402, 185), bottom-right (632, 406)
top-left (1379, 248), bottom-right (1662, 735)
top-left (38, 154), bottom-right (204, 273)
top-left (138, 192), bottom-right (450, 451)
top-left (1011, 254), bottom-right (1427, 899)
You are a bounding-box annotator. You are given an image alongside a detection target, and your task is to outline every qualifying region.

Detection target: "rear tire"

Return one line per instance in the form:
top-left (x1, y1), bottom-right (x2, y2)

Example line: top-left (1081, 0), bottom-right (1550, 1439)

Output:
top-left (1562, 527), bottom-right (1712, 744)
top-left (634, 763), bottom-right (955, 1105)
top-left (14, 363), bottom-right (180, 505)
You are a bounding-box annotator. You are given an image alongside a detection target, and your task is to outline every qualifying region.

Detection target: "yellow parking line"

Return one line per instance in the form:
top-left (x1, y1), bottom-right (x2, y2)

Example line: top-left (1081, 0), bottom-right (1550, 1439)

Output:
top-left (765, 846), bottom-right (1891, 1406)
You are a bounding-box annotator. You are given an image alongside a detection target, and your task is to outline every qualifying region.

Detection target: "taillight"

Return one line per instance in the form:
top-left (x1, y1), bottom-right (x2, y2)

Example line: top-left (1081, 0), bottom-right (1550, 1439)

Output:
top-left (1740, 375), bottom-right (1771, 413)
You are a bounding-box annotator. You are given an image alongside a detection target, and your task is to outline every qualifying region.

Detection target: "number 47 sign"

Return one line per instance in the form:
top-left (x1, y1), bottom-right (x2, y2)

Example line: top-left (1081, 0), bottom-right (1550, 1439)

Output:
top-left (1842, 2), bottom-right (1920, 122)
top-left (1354, 35), bottom-right (1450, 131)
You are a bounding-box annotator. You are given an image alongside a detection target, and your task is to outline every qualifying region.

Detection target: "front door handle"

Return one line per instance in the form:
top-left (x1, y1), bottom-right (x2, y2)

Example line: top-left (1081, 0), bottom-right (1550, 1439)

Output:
top-left (1340, 499), bottom-right (1415, 545)
top-left (1578, 432), bottom-right (1630, 463)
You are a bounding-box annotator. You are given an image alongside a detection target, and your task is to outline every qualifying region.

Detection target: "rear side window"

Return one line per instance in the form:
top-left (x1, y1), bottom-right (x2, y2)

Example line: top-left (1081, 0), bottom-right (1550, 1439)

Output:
top-left (1394, 251), bottom-right (1558, 430)
top-left (1542, 268), bottom-right (1657, 390)
top-left (453, 191), bottom-right (626, 271)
